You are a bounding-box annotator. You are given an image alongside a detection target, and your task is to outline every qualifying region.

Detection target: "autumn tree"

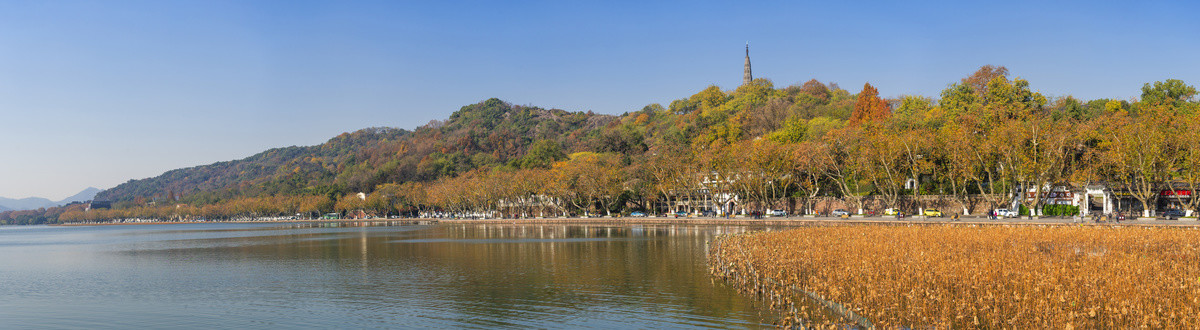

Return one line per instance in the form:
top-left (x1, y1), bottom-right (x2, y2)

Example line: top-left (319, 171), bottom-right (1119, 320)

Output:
top-left (552, 152), bottom-right (626, 216)
top-left (788, 141), bottom-right (831, 215)
top-left (822, 127), bottom-right (872, 214)
top-left (961, 65), bottom-right (1009, 96)
top-left (736, 139), bottom-right (795, 214)
top-left (861, 126), bottom-right (908, 212)
top-left (642, 145), bottom-right (692, 214)
top-left (1097, 107), bottom-right (1176, 217)
top-left (1175, 113), bottom-right (1200, 215)
top-left (847, 83), bottom-right (891, 127)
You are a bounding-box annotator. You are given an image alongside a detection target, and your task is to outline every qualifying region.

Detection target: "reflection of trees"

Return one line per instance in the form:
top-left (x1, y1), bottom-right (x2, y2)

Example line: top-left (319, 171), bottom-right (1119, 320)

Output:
top-left (131, 224), bottom-right (774, 327)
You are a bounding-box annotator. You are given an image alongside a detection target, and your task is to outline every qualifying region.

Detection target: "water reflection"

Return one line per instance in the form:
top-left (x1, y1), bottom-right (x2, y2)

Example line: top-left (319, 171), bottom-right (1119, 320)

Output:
top-left (0, 223), bottom-right (776, 328)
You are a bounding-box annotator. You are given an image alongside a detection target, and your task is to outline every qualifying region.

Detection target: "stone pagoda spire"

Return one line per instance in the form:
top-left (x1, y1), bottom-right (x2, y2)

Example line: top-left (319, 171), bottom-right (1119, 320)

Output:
top-left (743, 43), bottom-right (752, 85)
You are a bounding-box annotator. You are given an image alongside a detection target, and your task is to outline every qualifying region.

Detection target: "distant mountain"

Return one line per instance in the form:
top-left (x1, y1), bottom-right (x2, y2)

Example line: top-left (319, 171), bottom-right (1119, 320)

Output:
top-left (0, 197), bottom-right (56, 211)
top-left (59, 187), bottom-right (101, 204)
top-left (0, 187), bottom-right (102, 211)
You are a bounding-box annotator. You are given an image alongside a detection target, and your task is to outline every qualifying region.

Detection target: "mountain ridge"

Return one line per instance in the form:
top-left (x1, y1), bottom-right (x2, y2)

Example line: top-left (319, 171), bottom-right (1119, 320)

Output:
top-left (0, 187), bottom-right (101, 211)
top-left (93, 98), bottom-right (620, 206)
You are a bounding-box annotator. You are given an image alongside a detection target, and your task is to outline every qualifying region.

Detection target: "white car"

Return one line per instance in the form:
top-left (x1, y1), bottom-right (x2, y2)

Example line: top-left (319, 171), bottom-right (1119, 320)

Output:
top-left (993, 209), bottom-right (1018, 218)
top-left (831, 209), bottom-right (850, 216)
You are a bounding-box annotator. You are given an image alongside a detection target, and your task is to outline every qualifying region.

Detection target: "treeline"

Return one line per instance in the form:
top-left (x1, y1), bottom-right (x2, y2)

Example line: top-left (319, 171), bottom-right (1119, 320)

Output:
top-left (9, 65), bottom-right (1200, 224)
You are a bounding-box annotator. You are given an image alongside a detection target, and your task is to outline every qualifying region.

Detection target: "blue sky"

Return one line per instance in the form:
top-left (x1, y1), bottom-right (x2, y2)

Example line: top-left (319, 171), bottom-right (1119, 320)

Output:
top-left (2, 0), bottom-right (1197, 200)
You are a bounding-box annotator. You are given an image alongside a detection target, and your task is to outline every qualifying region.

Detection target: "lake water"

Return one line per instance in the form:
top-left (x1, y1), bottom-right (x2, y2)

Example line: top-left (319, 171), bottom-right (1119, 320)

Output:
top-left (0, 223), bottom-right (776, 328)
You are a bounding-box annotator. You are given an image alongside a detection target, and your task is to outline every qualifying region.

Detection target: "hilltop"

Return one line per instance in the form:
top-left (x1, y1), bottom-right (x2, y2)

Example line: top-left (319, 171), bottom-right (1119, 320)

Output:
top-left (94, 98), bottom-right (621, 206)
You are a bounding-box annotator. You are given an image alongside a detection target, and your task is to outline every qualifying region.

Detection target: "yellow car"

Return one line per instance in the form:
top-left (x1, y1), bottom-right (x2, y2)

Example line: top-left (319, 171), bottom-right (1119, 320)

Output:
top-left (923, 209), bottom-right (944, 217)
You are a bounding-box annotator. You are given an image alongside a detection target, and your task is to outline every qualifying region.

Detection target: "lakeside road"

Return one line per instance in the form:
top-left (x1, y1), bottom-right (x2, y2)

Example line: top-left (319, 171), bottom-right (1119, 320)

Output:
top-left (53, 219), bottom-right (435, 226)
top-left (438, 215), bottom-right (1200, 227)
top-left (50, 215), bottom-right (1200, 227)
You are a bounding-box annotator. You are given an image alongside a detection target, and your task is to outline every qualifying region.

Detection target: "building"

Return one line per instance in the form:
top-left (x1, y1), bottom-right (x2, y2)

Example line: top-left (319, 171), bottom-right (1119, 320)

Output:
top-left (86, 200), bottom-right (111, 211)
top-left (743, 43), bottom-right (752, 85)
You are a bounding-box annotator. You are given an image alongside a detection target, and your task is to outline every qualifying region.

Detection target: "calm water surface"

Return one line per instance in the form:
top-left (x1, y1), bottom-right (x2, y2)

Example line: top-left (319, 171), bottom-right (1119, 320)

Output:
top-left (0, 223), bottom-right (777, 328)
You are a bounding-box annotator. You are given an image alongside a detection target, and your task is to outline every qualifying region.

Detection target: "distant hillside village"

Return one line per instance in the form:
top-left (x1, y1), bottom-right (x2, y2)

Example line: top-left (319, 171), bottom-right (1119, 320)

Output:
top-left (5, 49), bottom-right (1200, 224)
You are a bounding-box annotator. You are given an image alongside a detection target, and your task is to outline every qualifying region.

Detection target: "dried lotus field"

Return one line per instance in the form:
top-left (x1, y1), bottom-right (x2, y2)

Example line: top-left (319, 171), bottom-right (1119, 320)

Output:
top-left (708, 224), bottom-right (1200, 328)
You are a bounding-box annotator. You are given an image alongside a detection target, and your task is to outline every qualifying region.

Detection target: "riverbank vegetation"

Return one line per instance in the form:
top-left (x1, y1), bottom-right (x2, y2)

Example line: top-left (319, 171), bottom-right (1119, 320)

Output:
top-left (708, 224), bottom-right (1200, 328)
top-left (5, 65), bottom-right (1200, 224)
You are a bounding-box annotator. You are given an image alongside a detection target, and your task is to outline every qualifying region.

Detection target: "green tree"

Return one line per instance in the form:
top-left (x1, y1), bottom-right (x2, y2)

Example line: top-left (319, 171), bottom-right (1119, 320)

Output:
top-left (515, 140), bottom-right (566, 169)
top-left (1140, 79), bottom-right (1197, 105)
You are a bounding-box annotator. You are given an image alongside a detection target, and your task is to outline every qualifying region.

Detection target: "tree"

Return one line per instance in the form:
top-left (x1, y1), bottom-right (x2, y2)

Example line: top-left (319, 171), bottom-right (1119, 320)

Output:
top-left (516, 139), bottom-right (567, 169)
top-left (643, 146), bottom-right (692, 214)
top-left (741, 98), bottom-right (792, 138)
top-left (861, 125), bottom-right (909, 212)
top-left (961, 65), bottom-right (1009, 96)
top-left (699, 144), bottom-right (741, 217)
top-left (897, 126), bottom-right (935, 213)
top-left (1050, 96), bottom-right (1086, 121)
top-left (738, 140), bottom-right (795, 214)
top-left (936, 121), bottom-right (979, 215)
top-left (552, 152), bottom-right (625, 216)
top-left (334, 193), bottom-right (367, 218)
top-left (1175, 114), bottom-right (1200, 215)
top-left (788, 142), bottom-right (831, 215)
top-left (847, 83), bottom-right (891, 127)
top-left (792, 79), bottom-right (830, 101)
top-left (996, 117), bottom-right (1073, 218)
top-left (894, 95), bottom-right (934, 128)
top-left (1140, 79), bottom-right (1197, 106)
top-left (766, 114), bottom-right (808, 143)
top-left (1098, 107), bottom-right (1176, 217)
top-left (822, 127), bottom-right (872, 214)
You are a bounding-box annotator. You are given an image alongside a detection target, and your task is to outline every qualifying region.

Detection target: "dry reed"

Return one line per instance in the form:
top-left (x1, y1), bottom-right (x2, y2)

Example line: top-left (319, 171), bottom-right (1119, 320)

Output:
top-left (708, 224), bottom-right (1200, 328)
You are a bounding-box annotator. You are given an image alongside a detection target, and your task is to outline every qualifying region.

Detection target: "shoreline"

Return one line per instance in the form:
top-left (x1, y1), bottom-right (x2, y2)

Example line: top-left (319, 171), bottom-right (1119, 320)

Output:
top-left (49, 215), bottom-right (1200, 227)
top-left (52, 219), bottom-right (435, 226)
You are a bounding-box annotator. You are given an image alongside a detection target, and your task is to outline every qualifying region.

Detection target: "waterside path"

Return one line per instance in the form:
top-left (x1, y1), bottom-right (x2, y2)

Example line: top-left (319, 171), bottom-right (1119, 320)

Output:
top-left (53, 215), bottom-right (1200, 227)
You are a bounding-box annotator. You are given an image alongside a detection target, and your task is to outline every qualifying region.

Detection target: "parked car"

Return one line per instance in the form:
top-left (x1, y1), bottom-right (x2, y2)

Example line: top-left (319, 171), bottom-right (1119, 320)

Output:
top-left (883, 208), bottom-right (899, 216)
top-left (672, 211), bottom-right (688, 217)
top-left (1162, 209), bottom-right (1186, 220)
top-left (923, 209), bottom-right (944, 217)
top-left (993, 209), bottom-right (1017, 218)
top-left (770, 209), bottom-right (787, 217)
top-left (831, 209), bottom-right (850, 216)
top-left (630, 211), bottom-right (646, 217)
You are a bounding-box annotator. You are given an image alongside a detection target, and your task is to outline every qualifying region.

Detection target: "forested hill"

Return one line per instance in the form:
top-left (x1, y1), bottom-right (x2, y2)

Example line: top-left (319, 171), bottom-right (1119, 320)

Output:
top-left (94, 98), bottom-right (619, 206)
top-left (31, 65), bottom-right (1189, 226)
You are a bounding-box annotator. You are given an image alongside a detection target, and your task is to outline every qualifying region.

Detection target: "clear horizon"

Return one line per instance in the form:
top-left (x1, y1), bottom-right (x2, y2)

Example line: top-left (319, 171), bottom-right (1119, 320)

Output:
top-left (2, 0), bottom-right (1198, 200)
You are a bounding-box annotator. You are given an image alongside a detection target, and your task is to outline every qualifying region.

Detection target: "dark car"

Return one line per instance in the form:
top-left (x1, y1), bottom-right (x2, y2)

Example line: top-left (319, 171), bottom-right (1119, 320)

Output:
top-left (1162, 209), bottom-right (1186, 220)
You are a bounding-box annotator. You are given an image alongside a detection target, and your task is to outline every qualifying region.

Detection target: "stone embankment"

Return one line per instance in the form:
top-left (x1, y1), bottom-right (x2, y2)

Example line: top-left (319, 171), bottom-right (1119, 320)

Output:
top-left (439, 215), bottom-right (1200, 228)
